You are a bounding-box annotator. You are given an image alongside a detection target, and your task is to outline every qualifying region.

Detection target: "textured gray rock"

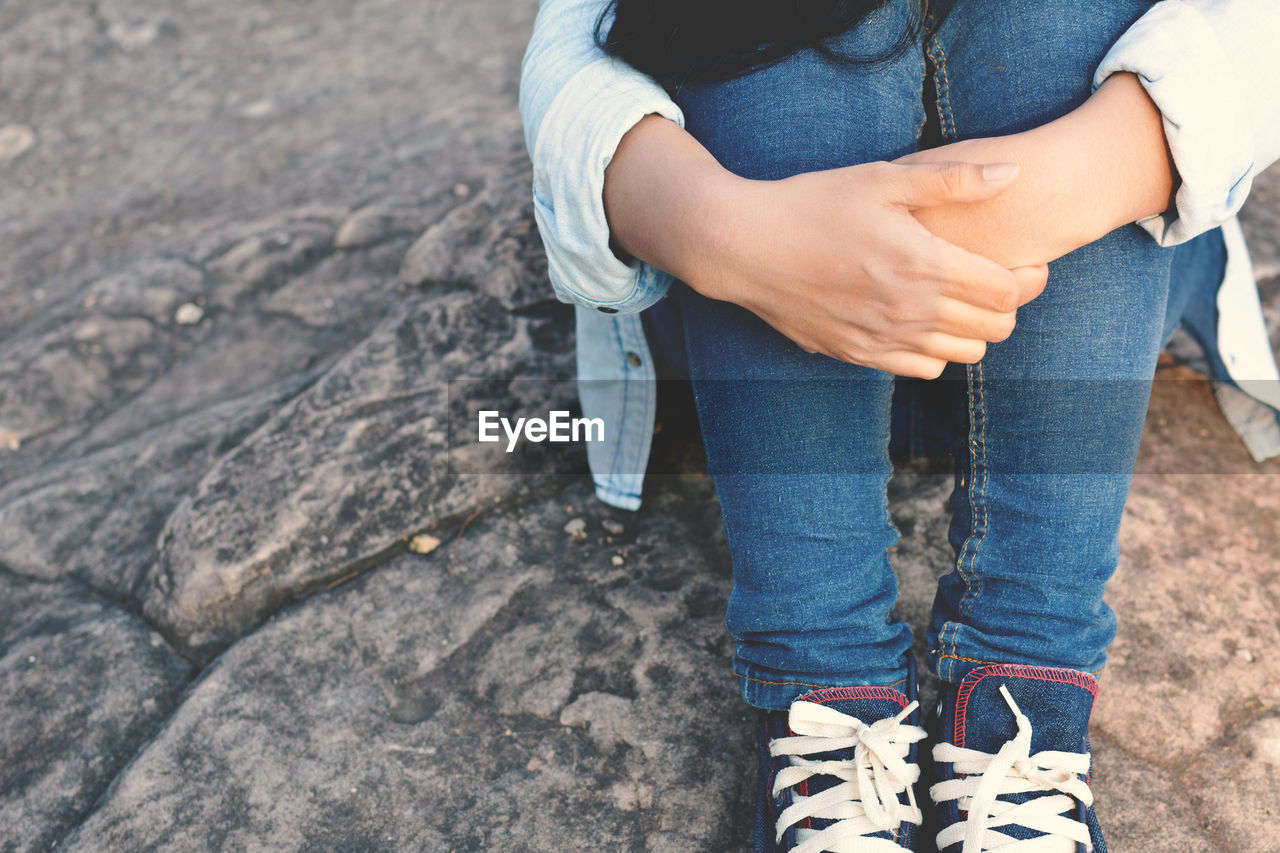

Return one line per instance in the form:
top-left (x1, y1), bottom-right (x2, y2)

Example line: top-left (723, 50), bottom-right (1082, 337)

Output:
top-left (0, 376), bottom-right (310, 605)
top-left (0, 572), bottom-right (192, 853)
top-left (0, 0), bottom-right (529, 347)
top-left (401, 165), bottom-right (551, 312)
top-left (0, 295), bottom-right (197, 465)
top-left (334, 206), bottom-right (427, 251)
top-left (140, 286), bottom-right (576, 662)
top-left (0, 217), bottom-right (409, 487)
top-left (63, 479), bottom-right (756, 853)
top-left (1, 0), bottom-right (1278, 850)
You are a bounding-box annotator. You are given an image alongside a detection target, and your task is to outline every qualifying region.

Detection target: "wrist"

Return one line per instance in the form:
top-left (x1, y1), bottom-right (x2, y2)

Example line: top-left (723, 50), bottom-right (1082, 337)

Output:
top-left (1051, 72), bottom-right (1175, 234)
top-left (673, 169), bottom-right (760, 304)
top-left (603, 115), bottom-right (752, 300)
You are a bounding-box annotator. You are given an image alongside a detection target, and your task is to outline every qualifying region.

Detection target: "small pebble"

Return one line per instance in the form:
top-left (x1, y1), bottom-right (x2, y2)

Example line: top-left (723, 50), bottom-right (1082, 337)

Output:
top-left (564, 518), bottom-right (587, 539)
top-left (452, 183), bottom-right (471, 197)
top-left (409, 534), bottom-right (442, 555)
top-left (1238, 648), bottom-right (1255, 663)
top-left (240, 98), bottom-right (277, 119)
top-left (335, 207), bottom-right (397, 249)
top-left (174, 302), bottom-right (204, 325)
top-left (109, 19), bottom-right (175, 52)
top-left (611, 555), bottom-right (625, 567)
top-left (0, 125), bottom-right (35, 161)
top-left (602, 519), bottom-right (625, 536)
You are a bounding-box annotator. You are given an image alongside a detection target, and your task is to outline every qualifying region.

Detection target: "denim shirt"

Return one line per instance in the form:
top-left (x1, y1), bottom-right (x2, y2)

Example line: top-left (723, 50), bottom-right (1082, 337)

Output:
top-left (520, 0), bottom-right (1280, 510)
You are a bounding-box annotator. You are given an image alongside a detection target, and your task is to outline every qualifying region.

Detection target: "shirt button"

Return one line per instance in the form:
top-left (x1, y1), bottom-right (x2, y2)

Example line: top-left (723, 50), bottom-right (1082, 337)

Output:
top-left (597, 306), bottom-right (618, 314)
top-left (626, 352), bottom-right (643, 368)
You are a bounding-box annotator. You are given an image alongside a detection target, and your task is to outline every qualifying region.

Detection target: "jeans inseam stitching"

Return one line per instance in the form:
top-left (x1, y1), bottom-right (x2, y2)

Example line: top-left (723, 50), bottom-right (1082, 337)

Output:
top-left (927, 15), bottom-right (961, 681)
top-left (963, 362), bottom-right (990, 627)
top-left (928, 32), bottom-right (956, 141)
top-left (944, 365), bottom-right (974, 675)
top-left (968, 359), bottom-right (989, 620)
top-left (884, 379), bottom-right (895, 533)
top-left (915, 21), bottom-right (929, 145)
top-left (918, 8), bottom-right (937, 146)
top-left (949, 361), bottom-right (989, 677)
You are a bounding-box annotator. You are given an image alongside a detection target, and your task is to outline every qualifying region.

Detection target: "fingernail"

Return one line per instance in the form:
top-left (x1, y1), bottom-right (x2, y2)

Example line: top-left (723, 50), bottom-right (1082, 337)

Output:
top-left (982, 163), bottom-right (1019, 182)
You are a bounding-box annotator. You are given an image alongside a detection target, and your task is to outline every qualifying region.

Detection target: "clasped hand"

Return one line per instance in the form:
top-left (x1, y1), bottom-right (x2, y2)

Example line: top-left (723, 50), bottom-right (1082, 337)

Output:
top-left (700, 158), bottom-right (1050, 378)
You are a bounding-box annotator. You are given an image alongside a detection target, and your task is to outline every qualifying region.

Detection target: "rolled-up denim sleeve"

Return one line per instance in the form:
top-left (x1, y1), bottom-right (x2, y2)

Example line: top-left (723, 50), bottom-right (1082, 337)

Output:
top-left (1094, 0), bottom-right (1280, 246)
top-left (519, 0), bottom-right (685, 314)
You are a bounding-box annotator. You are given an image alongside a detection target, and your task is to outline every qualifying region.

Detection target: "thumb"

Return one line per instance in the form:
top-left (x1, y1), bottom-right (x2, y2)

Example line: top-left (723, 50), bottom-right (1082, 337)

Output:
top-left (886, 160), bottom-right (1020, 208)
top-left (1012, 263), bottom-right (1050, 306)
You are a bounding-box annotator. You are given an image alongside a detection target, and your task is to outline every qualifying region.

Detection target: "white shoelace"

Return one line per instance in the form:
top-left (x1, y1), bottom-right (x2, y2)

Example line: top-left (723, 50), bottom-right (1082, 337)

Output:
top-left (769, 699), bottom-right (925, 853)
top-left (930, 685), bottom-right (1094, 853)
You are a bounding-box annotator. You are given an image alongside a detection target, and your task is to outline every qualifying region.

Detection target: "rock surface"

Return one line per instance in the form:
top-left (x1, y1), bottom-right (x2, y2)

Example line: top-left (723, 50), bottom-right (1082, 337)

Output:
top-left (61, 480), bottom-right (757, 852)
top-left (1, 0), bottom-right (1278, 850)
top-left (0, 573), bottom-right (193, 853)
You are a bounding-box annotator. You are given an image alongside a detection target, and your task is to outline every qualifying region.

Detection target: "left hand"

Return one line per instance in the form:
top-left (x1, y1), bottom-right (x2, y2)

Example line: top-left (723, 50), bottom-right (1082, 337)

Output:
top-left (894, 72), bottom-right (1176, 268)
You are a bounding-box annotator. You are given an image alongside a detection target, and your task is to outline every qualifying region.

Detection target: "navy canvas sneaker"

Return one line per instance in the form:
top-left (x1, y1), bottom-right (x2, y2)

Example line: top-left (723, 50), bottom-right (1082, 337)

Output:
top-left (755, 667), bottom-right (926, 852)
top-left (928, 663), bottom-right (1106, 853)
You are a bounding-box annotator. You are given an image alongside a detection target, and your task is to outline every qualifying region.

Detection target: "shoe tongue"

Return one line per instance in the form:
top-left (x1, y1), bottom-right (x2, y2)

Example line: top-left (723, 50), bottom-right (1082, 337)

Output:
top-left (797, 685), bottom-right (911, 729)
top-left (953, 664), bottom-right (1097, 756)
top-left (785, 686), bottom-right (912, 843)
top-left (950, 665), bottom-right (1098, 847)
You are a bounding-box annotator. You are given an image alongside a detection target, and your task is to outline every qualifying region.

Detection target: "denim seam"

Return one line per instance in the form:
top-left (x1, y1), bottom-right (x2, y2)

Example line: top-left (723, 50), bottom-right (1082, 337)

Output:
top-left (931, 29), bottom-right (977, 681)
top-left (606, 319), bottom-right (631, 478)
top-left (931, 31), bottom-right (961, 681)
top-left (737, 673), bottom-right (909, 691)
top-left (969, 360), bottom-right (989, 622)
top-left (948, 361), bottom-right (990, 679)
top-left (919, 9), bottom-right (938, 145)
top-left (620, 318), bottom-right (656, 486)
top-left (927, 30), bottom-right (956, 141)
top-left (935, 652), bottom-right (999, 668)
top-left (936, 652), bottom-right (1108, 679)
top-left (743, 676), bottom-right (833, 689)
top-left (808, 686), bottom-right (910, 709)
top-left (953, 664), bottom-right (1100, 750)
top-left (914, 23), bottom-right (928, 145)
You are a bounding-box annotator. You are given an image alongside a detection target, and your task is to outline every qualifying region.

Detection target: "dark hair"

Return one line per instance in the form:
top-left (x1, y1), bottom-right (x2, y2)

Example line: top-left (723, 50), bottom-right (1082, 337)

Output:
top-left (597, 0), bottom-right (925, 92)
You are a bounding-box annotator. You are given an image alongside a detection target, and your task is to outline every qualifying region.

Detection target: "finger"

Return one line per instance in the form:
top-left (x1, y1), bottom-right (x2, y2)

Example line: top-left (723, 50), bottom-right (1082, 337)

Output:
top-left (924, 297), bottom-right (1018, 343)
top-left (875, 352), bottom-right (950, 380)
top-left (882, 160), bottom-right (1020, 209)
top-left (1012, 264), bottom-right (1050, 306)
top-left (911, 332), bottom-right (989, 365)
top-left (923, 237), bottom-right (1027, 314)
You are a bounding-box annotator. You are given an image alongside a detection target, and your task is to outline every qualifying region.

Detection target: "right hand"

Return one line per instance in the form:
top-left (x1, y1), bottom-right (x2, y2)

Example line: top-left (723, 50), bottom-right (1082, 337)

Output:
top-left (693, 160), bottom-right (1049, 378)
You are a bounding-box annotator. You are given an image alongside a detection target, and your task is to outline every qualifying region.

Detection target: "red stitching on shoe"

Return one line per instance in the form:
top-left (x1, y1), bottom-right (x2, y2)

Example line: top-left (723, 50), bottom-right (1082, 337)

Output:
top-left (793, 687), bottom-right (912, 835)
top-left (806, 686), bottom-right (910, 710)
top-left (952, 664), bottom-right (1099, 749)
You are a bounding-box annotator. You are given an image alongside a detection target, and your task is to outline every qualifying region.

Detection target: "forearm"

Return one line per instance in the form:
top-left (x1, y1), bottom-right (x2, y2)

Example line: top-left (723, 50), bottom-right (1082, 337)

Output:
top-left (908, 73), bottom-right (1175, 268)
top-left (603, 114), bottom-right (746, 301)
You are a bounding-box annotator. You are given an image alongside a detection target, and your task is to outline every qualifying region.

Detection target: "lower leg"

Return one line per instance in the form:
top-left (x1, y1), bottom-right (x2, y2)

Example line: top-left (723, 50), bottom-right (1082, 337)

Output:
top-left (663, 281), bottom-right (913, 710)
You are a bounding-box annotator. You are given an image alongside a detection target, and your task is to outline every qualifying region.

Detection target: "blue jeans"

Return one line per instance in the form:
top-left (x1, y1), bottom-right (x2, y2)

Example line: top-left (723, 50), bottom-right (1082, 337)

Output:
top-left (643, 0), bottom-right (1226, 710)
